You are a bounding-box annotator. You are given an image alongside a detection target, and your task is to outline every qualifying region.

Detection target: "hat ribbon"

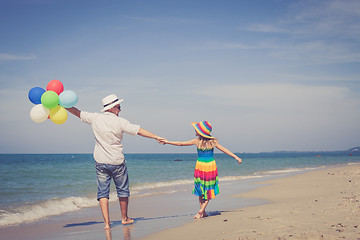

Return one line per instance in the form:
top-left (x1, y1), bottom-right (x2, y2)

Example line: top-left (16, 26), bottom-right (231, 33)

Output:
top-left (103, 99), bottom-right (119, 107)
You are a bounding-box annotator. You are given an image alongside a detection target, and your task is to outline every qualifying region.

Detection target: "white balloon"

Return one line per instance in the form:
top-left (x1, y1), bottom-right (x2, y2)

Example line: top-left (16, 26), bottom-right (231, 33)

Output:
top-left (30, 104), bottom-right (50, 123)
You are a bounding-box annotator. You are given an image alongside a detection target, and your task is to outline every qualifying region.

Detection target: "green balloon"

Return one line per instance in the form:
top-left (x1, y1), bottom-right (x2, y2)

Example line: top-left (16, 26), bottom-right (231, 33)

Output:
top-left (41, 91), bottom-right (59, 109)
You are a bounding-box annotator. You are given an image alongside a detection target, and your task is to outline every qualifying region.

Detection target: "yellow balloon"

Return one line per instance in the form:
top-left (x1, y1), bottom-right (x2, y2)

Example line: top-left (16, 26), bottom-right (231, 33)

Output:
top-left (50, 105), bottom-right (68, 124)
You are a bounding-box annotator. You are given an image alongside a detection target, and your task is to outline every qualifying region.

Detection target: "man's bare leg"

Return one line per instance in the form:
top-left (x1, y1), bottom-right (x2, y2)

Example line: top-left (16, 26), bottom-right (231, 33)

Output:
top-left (119, 197), bottom-right (134, 225)
top-left (99, 198), bottom-right (111, 229)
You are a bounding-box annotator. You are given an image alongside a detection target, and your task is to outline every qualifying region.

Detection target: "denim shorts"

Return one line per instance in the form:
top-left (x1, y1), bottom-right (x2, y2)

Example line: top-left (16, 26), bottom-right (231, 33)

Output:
top-left (95, 162), bottom-right (130, 200)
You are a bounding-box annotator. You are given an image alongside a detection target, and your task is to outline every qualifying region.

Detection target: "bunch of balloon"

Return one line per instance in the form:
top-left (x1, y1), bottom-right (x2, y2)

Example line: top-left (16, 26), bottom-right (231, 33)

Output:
top-left (28, 80), bottom-right (78, 124)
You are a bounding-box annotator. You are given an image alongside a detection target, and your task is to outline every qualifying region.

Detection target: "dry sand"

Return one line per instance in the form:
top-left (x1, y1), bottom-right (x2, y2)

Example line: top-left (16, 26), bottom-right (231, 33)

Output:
top-left (143, 164), bottom-right (360, 240)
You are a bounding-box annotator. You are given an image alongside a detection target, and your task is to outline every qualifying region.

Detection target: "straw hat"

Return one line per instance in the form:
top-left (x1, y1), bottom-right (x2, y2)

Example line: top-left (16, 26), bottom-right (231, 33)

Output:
top-left (191, 121), bottom-right (215, 139)
top-left (101, 94), bottom-right (124, 112)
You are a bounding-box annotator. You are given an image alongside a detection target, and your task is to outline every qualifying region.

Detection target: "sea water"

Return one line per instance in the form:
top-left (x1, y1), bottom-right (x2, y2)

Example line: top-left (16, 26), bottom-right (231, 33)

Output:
top-left (0, 151), bottom-right (359, 227)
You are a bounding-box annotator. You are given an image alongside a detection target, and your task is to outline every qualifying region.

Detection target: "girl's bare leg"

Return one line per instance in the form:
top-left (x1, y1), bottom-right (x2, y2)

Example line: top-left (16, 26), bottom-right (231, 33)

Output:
top-left (198, 197), bottom-right (209, 217)
top-left (194, 196), bottom-right (209, 219)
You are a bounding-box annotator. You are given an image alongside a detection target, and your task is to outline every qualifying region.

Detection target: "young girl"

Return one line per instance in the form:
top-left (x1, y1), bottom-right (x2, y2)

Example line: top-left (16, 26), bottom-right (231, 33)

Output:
top-left (162, 121), bottom-right (242, 219)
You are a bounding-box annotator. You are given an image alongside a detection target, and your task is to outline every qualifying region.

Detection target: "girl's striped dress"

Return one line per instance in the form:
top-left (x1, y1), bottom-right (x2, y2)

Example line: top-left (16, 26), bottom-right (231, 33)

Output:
top-left (192, 148), bottom-right (219, 200)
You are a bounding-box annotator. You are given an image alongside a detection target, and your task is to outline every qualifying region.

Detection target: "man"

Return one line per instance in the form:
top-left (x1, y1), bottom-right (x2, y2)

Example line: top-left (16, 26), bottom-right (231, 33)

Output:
top-left (66, 94), bottom-right (165, 230)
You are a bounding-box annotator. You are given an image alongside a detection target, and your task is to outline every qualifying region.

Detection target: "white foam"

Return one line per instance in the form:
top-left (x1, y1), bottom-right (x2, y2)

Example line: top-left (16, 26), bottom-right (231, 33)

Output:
top-left (219, 175), bottom-right (265, 181)
top-left (254, 166), bottom-right (322, 175)
top-left (0, 196), bottom-right (97, 227)
top-left (131, 179), bottom-right (193, 191)
top-left (346, 162), bottom-right (360, 166)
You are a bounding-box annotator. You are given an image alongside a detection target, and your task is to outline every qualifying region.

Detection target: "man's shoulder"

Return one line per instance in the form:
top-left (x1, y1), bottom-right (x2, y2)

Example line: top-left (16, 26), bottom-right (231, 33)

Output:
top-left (81, 111), bottom-right (101, 116)
top-left (117, 116), bottom-right (128, 121)
top-left (80, 111), bottom-right (101, 121)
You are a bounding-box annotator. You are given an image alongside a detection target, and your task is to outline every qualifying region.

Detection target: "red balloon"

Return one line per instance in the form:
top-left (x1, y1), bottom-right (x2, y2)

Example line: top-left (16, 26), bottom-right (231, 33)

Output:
top-left (47, 80), bottom-right (64, 95)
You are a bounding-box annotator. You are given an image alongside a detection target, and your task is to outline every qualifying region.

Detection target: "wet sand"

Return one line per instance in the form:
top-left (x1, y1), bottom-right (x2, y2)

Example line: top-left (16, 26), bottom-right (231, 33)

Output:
top-left (144, 164), bottom-right (360, 240)
top-left (0, 175), bottom-right (265, 240)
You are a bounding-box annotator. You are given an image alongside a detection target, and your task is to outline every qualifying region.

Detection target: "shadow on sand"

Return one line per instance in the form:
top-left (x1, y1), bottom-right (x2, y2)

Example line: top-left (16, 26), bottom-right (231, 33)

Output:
top-left (63, 210), bottom-right (225, 228)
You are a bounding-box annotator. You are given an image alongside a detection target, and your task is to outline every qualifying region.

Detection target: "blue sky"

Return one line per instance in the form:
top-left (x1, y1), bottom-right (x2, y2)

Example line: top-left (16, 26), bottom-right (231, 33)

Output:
top-left (1, 0), bottom-right (359, 153)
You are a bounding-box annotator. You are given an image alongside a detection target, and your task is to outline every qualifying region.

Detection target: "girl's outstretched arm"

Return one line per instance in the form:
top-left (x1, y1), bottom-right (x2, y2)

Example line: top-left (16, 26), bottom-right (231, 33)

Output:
top-left (163, 138), bottom-right (198, 146)
top-left (216, 143), bottom-right (242, 164)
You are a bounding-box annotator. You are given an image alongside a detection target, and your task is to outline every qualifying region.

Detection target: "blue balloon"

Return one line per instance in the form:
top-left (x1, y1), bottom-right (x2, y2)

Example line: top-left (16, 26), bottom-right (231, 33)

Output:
top-left (59, 90), bottom-right (78, 108)
top-left (28, 87), bottom-right (46, 104)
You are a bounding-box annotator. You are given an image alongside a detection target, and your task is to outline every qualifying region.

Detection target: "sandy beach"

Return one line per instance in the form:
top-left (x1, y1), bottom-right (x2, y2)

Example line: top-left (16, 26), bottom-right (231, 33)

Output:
top-left (0, 176), bottom-right (264, 240)
top-left (1, 164), bottom-right (359, 240)
top-left (144, 164), bottom-right (360, 240)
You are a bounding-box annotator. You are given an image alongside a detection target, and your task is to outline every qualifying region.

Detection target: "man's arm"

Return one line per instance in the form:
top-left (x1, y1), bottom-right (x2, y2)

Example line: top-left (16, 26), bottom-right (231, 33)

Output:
top-left (137, 128), bottom-right (166, 143)
top-left (66, 107), bottom-right (81, 118)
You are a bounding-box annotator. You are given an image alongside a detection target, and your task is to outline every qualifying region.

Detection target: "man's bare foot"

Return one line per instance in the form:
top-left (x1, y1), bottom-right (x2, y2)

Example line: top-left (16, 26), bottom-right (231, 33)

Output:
top-left (122, 217), bottom-right (134, 225)
top-left (104, 224), bottom-right (111, 230)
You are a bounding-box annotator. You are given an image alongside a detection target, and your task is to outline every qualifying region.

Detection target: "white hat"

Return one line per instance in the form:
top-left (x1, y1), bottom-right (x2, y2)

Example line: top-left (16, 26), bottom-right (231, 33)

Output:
top-left (101, 94), bottom-right (124, 112)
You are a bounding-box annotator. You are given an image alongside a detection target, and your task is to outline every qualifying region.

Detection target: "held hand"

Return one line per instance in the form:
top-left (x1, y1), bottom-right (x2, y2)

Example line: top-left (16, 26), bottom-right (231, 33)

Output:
top-left (160, 139), bottom-right (169, 145)
top-left (156, 137), bottom-right (167, 145)
top-left (235, 157), bottom-right (242, 164)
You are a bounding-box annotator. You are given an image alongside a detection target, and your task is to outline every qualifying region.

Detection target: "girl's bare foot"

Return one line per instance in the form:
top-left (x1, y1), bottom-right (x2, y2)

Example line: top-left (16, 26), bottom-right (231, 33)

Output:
top-left (122, 217), bottom-right (134, 225)
top-left (104, 224), bottom-right (111, 230)
top-left (194, 210), bottom-right (205, 219)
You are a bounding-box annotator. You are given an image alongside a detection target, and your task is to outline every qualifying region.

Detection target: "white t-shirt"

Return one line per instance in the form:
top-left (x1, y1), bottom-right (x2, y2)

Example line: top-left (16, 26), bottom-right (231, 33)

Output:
top-left (80, 111), bottom-right (140, 165)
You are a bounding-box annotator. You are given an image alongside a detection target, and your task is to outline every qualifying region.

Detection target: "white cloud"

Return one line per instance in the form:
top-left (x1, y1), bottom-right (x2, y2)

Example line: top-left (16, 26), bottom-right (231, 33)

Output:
top-left (330, 0), bottom-right (360, 15)
top-left (193, 83), bottom-right (360, 151)
top-left (244, 24), bottom-right (291, 34)
top-left (221, 39), bottom-right (360, 63)
top-left (196, 84), bottom-right (351, 109)
top-left (0, 53), bottom-right (36, 61)
top-left (195, 83), bottom-right (360, 131)
top-left (270, 41), bottom-right (360, 64)
top-left (234, 0), bottom-right (360, 64)
top-left (292, 0), bottom-right (360, 38)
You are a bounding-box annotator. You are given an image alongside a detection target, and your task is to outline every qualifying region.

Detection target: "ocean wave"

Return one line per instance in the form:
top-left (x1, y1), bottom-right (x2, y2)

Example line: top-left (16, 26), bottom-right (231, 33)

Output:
top-left (219, 175), bottom-right (265, 181)
top-left (131, 179), bottom-right (193, 191)
top-left (0, 175), bottom-right (253, 227)
top-left (0, 167), bottom-right (323, 227)
top-left (346, 162), bottom-right (360, 166)
top-left (0, 180), bottom-right (194, 227)
top-left (253, 166), bottom-right (322, 175)
top-left (0, 196), bottom-right (97, 227)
